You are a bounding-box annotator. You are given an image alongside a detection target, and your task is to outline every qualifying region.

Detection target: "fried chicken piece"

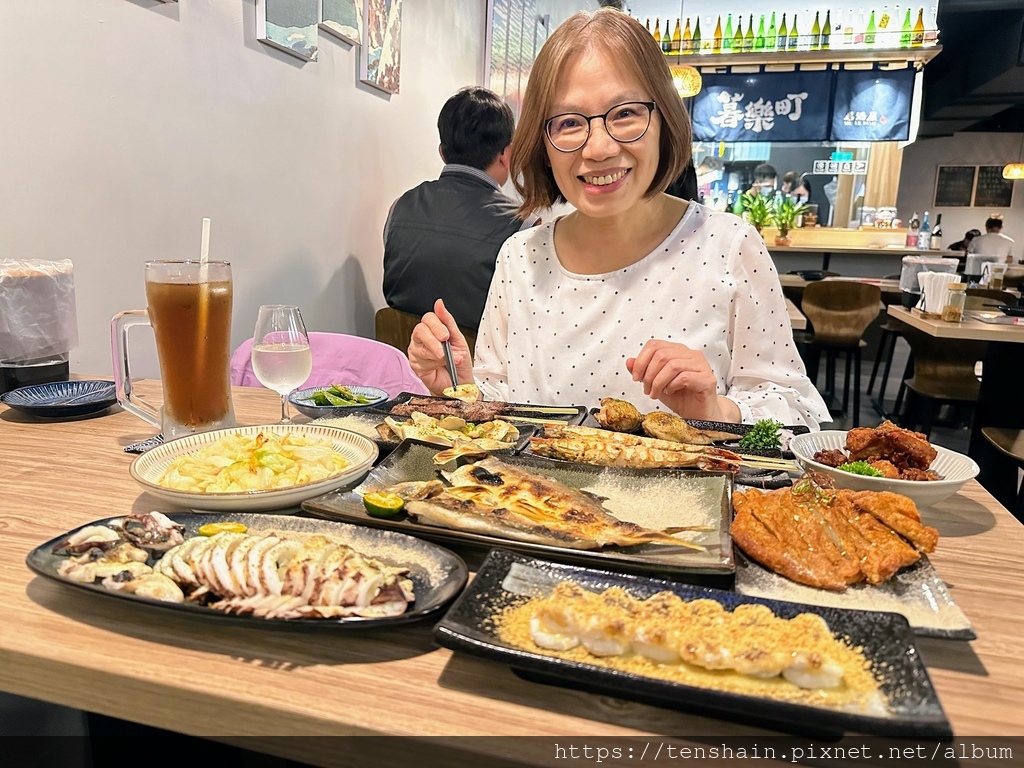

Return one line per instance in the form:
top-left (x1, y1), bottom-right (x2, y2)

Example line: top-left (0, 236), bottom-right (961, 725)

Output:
top-left (851, 491), bottom-right (939, 553)
top-left (814, 449), bottom-right (849, 468)
top-left (642, 411), bottom-right (740, 445)
top-left (899, 468), bottom-right (942, 482)
top-left (595, 398), bottom-right (644, 433)
top-left (846, 421), bottom-right (937, 470)
top-left (869, 460), bottom-right (901, 479)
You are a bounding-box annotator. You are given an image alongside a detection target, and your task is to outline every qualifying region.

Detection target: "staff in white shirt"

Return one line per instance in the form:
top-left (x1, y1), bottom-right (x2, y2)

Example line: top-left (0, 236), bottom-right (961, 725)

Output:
top-left (966, 215), bottom-right (1016, 274)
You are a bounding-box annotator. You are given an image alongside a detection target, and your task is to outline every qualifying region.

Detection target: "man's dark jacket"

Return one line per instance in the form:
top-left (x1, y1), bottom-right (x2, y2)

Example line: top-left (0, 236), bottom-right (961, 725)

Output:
top-left (383, 167), bottom-right (523, 330)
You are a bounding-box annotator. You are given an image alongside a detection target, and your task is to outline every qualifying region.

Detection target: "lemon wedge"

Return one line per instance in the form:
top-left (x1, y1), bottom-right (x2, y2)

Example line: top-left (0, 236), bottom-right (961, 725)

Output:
top-left (363, 492), bottom-right (405, 519)
top-left (198, 521), bottom-right (248, 537)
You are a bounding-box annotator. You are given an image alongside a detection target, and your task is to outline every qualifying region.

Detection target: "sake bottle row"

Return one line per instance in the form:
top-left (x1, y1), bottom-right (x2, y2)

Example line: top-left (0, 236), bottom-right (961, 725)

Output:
top-left (641, 7), bottom-right (937, 55)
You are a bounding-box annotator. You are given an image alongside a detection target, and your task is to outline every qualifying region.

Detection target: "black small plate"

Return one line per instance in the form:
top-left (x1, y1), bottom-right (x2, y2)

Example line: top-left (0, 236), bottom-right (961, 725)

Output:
top-left (434, 549), bottom-right (952, 741)
top-left (1, 380), bottom-right (116, 418)
top-left (996, 304), bottom-right (1024, 317)
top-left (28, 512), bottom-right (468, 629)
top-left (371, 392), bottom-right (588, 426)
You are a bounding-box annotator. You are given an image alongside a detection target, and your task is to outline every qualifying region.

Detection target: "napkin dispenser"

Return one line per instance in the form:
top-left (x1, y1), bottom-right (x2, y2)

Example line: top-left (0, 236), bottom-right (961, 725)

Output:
top-left (899, 256), bottom-right (959, 309)
top-left (0, 259), bottom-right (78, 394)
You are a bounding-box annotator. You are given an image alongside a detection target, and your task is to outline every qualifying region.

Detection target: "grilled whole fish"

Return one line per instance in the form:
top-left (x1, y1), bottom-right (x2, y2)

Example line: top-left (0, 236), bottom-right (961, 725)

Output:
top-left (381, 457), bottom-right (704, 551)
top-left (530, 424), bottom-right (740, 471)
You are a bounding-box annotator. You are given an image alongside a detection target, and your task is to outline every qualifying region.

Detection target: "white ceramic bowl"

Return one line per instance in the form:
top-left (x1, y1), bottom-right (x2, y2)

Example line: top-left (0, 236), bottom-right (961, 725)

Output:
top-left (789, 430), bottom-right (979, 508)
top-left (130, 424), bottom-right (378, 512)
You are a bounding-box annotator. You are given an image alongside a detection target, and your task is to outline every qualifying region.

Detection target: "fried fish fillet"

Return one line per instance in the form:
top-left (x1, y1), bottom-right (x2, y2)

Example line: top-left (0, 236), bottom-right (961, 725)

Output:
top-left (731, 486), bottom-right (931, 591)
top-left (850, 490), bottom-right (939, 553)
top-left (381, 457), bottom-right (704, 551)
top-left (641, 411), bottom-right (741, 445)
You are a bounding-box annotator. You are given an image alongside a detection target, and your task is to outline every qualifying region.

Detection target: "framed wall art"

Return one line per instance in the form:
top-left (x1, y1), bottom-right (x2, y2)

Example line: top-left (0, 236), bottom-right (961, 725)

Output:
top-left (257, 0), bottom-right (319, 62)
top-left (319, 0), bottom-right (362, 46)
top-left (360, 0), bottom-right (403, 94)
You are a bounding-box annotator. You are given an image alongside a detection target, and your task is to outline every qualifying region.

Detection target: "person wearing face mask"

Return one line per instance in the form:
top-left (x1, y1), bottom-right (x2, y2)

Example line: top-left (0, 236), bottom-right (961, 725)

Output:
top-left (746, 163), bottom-right (779, 198)
top-left (781, 171), bottom-right (812, 205)
top-left (406, 10), bottom-right (828, 428)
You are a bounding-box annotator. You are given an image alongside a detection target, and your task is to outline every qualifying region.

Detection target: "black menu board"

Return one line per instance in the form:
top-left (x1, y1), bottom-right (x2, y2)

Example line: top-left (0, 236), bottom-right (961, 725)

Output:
top-left (934, 166), bottom-right (976, 207)
top-left (974, 166), bottom-right (1014, 208)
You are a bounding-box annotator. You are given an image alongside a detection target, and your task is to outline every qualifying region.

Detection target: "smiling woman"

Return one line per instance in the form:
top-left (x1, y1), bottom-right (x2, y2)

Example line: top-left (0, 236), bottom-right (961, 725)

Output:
top-left (406, 9), bottom-right (829, 430)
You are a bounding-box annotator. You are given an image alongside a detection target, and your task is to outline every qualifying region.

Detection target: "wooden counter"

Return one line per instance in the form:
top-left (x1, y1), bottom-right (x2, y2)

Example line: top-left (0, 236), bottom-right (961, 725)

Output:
top-left (2, 380), bottom-right (1024, 765)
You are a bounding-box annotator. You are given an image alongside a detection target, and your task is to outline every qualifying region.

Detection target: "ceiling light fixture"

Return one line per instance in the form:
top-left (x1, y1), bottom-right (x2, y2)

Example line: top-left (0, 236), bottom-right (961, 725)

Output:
top-left (1002, 131), bottom-right (1024, 179)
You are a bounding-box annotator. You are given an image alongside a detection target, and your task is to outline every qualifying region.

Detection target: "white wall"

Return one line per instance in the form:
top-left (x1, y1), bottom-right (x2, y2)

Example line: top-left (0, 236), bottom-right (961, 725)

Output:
top-left (896, 133), bottom-right (1024, 261)
top-left (0, 0), bottom-right (486, 378)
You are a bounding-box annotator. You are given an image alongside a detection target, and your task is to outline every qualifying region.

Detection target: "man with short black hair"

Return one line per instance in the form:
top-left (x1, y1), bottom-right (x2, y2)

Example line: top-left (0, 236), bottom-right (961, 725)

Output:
top-left (966, 214), bottom-right (1016, 272)
top-left (383, 87), bottom-right (526, 331)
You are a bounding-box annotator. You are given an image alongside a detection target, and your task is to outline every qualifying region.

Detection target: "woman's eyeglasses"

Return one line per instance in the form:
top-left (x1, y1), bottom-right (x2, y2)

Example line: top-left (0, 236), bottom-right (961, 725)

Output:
top-left (544, 101), bottom-right (656, 153)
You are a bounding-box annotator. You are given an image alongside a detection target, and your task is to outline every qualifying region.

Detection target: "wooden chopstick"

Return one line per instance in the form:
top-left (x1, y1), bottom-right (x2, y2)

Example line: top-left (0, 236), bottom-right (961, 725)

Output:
top-left (735, 457), bottom-right (800, 472)
top-left (506, 405), bottom-right (581, 415)
top-left (503, 415), bottom-right (573, 425)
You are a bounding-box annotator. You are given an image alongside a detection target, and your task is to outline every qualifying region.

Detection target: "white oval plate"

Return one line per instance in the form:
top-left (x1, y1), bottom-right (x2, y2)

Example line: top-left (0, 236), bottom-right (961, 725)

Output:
top-left (130, 424), bottom-right (378, 512)
top-left (789, 431), bottom-right (979, 508)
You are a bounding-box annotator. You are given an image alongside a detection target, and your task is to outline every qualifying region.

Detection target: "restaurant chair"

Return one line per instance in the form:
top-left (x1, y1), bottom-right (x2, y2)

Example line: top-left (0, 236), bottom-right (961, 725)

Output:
top-left (229, 332), bottom-right (428, 398)
top-left (792, 281), bottom-right (881, 428)
top-left (980, 428), bottom-right (1024, 518)
top-left (896, 325), bottom-right (986, 438)
top-left (964, 289), bottom-right (1018, 310)
top-left (374, 306), bottom-right (477, 362)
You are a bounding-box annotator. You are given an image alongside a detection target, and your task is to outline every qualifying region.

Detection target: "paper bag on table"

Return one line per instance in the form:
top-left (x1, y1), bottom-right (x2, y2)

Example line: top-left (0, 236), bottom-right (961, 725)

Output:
top-left (0, 259), bottom-right (79, 364)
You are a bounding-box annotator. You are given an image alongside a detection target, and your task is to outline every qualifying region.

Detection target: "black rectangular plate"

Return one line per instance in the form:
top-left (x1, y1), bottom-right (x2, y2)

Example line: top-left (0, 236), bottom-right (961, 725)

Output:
top-left (584, 410), bottom-right (811, 459)
top-left (304, 440), bottom-right (735, 587)
top-left (371, 392), bottom-right (588, 426)
top-left (434, 549), bottom-right (952, 741)
top-left (27, 513), bottom-right (468, 630)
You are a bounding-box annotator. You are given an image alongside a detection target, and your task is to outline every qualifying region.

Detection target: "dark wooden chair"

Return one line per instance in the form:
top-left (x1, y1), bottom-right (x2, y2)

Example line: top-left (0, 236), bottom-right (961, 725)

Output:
top-left (964, 289), bottom-right (1018, 310)
top-left (793, 281), bottom-right (881, 428)
top-left (981, 428), bottom-right (1024, 519)
top-left (374, 307), bottom-right (477, 362)
top-left (897, 325), bottom-right (986, 438)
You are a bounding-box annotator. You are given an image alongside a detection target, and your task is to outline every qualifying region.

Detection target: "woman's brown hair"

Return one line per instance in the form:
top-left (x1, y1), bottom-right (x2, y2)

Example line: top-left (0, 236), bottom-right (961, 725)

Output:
top-left (510, 9), bottom-right (692, 217)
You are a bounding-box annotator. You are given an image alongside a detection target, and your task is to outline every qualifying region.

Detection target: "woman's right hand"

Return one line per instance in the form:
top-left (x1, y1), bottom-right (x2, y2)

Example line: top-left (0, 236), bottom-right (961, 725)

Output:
top-left (407, 299), bottom-right (475, 395)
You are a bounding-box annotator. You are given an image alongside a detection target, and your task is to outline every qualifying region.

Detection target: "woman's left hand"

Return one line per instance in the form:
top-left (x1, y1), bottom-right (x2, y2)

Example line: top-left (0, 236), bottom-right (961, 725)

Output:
top-left (626, 340), bottom-right (740, 422)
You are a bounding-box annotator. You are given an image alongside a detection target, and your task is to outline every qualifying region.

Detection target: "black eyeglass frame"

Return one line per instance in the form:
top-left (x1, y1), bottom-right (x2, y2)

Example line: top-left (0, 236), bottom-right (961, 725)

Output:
top-left (544, 101), bottom-right (658, 153)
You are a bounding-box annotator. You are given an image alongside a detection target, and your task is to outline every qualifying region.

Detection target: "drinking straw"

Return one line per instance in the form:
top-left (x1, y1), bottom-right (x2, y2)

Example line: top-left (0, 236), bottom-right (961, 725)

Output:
top-left (195, 217), bottom-right (212, 423)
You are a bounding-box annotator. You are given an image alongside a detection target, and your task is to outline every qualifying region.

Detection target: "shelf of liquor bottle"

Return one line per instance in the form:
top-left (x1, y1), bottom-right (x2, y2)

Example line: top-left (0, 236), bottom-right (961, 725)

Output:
top-left (665, 43), bottom-right (941, 70)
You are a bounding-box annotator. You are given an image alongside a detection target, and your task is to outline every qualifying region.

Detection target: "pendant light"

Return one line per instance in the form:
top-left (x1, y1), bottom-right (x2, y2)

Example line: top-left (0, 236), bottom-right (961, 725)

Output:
top-left (1002, 131), bottom-right (1024, 179)
top-left (670, 2), bottom-right (702, 98)
top-left (671, 64), bottom-right (703, 97)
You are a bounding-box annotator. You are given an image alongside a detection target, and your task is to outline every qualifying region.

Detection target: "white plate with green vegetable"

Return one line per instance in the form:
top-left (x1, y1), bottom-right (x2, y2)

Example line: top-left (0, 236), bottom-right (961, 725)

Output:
top-left (789, 431), bottom-right (979, 508)
top-left (289, 384), bottom-right (389, 419)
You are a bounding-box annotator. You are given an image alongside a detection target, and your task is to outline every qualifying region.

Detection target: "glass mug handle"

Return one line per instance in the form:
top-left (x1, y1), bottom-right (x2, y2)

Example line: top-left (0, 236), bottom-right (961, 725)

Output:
top-left (111, 309), bottom-right (161, 429)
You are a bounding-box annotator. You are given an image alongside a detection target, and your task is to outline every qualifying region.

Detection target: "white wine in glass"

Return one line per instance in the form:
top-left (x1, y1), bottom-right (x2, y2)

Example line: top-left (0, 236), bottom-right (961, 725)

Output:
top-left (251, 304), bottom-right (312, 423)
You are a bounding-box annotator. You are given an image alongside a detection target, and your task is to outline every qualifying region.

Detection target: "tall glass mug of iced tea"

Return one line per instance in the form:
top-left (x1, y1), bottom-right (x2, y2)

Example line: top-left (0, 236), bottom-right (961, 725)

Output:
top-left (111, 260), bottom-right (235, 439)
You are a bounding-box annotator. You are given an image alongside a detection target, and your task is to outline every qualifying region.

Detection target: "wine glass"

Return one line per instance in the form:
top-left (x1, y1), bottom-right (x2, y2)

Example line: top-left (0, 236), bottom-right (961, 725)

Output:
top-left (251, 305), bottom-right (313, 423)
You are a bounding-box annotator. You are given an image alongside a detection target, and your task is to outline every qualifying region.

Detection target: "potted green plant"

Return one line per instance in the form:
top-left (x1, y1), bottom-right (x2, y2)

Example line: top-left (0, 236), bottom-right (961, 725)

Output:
top-left (771, 196), bottom-right (809, 245)
top-left (739, 191), bottom-right (772, 233)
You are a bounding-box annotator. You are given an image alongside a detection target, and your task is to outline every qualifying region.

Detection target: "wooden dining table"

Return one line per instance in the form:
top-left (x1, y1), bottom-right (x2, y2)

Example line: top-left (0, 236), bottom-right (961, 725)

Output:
top-left (888, 306), bottom-right (1024, 512)
top-left (2, 379), bottom-right (1024, 766)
